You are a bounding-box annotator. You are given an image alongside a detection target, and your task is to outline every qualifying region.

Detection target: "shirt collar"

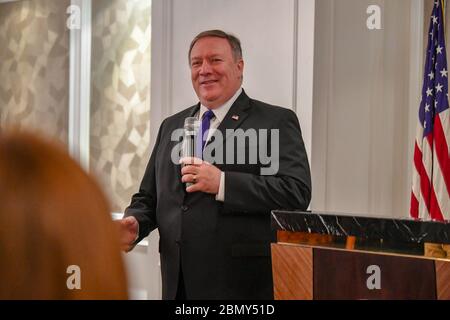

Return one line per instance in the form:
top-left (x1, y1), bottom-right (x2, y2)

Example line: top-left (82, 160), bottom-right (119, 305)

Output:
top-left (199, 87), bottom-right (243, 123)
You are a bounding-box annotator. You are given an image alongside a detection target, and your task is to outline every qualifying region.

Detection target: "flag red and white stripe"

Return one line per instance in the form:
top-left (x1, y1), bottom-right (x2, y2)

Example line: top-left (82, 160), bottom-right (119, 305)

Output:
top-left (411, 109), bottom-right (450, 220)
top-left (411, 0), bottom-right (450, 221)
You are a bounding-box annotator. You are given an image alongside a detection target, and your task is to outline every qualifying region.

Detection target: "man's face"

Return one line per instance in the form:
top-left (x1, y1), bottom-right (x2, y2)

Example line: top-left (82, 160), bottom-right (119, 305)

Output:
top-left (190, 37), bottom-right (244, 109)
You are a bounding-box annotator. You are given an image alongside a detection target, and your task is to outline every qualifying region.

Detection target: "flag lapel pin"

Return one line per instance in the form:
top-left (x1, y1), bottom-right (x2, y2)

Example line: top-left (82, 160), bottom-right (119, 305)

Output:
top-left (232, 115), bottom-right (239, 121)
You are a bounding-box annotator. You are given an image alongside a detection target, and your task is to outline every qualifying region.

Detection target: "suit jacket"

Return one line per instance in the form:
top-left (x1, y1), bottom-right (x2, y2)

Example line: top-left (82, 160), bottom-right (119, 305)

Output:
top-left (124, 90), bottom-right (311, 300)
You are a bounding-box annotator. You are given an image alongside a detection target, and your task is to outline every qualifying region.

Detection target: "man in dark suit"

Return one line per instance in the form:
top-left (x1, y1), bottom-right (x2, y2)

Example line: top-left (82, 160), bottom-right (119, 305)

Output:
top-left (118, 30), bottom-right (311, 300)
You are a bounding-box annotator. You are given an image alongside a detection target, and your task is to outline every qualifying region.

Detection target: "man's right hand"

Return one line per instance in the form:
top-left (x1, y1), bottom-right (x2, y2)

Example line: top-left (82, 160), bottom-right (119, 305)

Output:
top-left (116, 216), bottom-right (139, 252)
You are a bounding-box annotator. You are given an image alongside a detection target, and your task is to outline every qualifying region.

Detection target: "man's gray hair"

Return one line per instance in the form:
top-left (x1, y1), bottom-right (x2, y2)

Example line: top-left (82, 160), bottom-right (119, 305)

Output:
top-left (188, 29), bottom-right (243, 64)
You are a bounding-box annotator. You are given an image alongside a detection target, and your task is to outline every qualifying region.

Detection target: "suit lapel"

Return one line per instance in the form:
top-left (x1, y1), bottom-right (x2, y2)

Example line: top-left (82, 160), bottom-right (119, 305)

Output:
top-left (188, 103), bottom-right (200, 118)
top-left (208, 90), bottom-right (252, 149)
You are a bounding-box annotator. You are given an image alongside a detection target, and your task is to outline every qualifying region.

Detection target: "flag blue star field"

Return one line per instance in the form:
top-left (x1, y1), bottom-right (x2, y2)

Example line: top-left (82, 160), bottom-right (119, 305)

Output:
top-left (411, 0), bottom-right (450, 220)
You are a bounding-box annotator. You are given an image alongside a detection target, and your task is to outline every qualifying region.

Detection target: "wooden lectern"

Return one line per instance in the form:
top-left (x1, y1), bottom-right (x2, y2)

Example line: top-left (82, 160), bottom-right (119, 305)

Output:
top-left (271, 211), bottom-right (450, 300)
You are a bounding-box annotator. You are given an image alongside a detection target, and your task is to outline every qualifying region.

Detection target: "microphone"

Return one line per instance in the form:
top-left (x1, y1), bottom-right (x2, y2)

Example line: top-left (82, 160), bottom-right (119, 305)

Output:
top-left (182, 117), bottom-right (200, 188)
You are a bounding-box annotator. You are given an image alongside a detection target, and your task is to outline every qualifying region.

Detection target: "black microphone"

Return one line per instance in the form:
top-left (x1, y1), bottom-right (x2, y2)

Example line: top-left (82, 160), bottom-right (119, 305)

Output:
top-left (182, 117), bottom-right (199, 188)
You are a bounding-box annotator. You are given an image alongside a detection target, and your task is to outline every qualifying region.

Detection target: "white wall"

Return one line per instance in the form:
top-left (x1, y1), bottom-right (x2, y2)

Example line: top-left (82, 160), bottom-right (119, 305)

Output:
top-left (311, 0), bottom-right (422, 218)
top-left (123, 232), bottom-right (161, 300)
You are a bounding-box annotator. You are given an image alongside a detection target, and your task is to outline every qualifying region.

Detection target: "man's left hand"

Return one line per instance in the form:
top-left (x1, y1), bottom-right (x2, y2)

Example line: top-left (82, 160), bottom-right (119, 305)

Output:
top-left (180, 157), bottom-right (221, 194)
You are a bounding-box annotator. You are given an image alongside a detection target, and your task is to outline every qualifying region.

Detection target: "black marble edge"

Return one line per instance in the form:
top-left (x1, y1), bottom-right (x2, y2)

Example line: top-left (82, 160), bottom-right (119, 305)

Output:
top-left (271, 210), bottom-right (450, 245)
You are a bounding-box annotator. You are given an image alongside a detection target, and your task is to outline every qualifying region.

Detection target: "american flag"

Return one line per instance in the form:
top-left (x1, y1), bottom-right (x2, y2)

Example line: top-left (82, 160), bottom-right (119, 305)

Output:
top-left (411, 0), bottom-right (450, 221)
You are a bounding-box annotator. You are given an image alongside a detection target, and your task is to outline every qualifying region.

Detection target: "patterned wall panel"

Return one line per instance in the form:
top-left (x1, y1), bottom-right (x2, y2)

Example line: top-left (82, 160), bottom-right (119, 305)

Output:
top-left (90, 0), bottom-right (151, 212)
top-left (0, 0), bottom-right (70, 143)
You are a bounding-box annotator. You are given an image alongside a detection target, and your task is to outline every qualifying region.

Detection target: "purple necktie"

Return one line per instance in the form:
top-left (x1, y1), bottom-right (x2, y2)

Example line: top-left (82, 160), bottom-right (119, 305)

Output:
top-left (196, 110), bottom-right (215, 159)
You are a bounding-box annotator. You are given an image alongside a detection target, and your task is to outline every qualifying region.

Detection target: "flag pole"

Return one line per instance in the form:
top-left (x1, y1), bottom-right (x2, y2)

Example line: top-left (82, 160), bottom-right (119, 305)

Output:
top-left (442, 0), bottom-right (446, 33)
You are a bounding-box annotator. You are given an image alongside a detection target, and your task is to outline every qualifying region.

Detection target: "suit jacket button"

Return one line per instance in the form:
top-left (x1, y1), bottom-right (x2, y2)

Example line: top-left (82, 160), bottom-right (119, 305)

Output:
top-left (181, 205), bottom-right (189, 212)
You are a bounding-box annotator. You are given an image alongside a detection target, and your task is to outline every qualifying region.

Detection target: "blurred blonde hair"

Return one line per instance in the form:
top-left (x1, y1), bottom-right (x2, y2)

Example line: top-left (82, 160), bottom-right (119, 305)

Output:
top-left (0, 130), bottom-right (128, 299)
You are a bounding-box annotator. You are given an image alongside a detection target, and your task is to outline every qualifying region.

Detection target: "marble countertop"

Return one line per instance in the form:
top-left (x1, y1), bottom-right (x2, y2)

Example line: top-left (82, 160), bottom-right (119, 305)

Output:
top-left (271, 210), bottom-right (450, 244)
top-left (271, 211), bottom-right (450, 259)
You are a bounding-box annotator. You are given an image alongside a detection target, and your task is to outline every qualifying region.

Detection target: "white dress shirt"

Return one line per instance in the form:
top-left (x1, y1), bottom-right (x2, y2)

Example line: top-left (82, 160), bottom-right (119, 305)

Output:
top-left (197, 87), bottom-right (242, 202)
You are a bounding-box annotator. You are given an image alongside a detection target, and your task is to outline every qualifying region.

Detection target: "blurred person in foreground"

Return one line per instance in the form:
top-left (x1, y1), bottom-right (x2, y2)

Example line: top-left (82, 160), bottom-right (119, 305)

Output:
top-left (0, 130), bottom-right (128, 299)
